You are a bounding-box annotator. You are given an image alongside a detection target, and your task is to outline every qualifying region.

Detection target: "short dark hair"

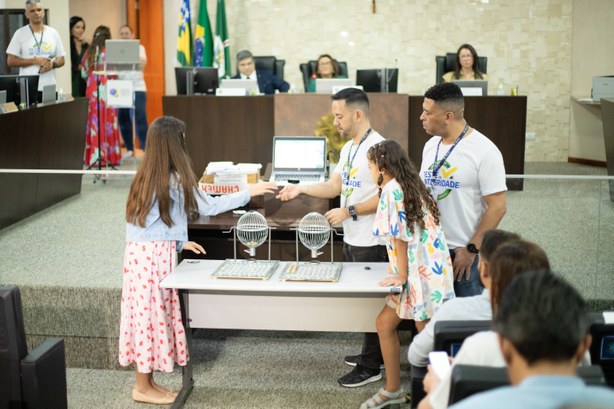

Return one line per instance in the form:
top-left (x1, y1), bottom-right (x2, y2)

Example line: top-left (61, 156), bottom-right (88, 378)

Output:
top-left (236, 49), bottom-right (253, 63)
top-left (494, 270), bottom-right (588, 365)
top-left (424, 82), bottom-right (464, 117)
top-left (480, 229), bottom-right (521, 263)
top-left (331, 87), bottom-right (369, 116)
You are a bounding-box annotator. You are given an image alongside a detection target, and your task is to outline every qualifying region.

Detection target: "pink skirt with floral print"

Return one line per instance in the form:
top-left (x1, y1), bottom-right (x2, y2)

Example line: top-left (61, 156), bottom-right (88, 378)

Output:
top-left (118, 241), bottom-right (188, 373)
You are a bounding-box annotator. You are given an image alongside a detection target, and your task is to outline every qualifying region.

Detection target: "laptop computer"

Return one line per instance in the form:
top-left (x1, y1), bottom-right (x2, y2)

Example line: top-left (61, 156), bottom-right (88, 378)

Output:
top-left (315, 78), bottom-right (353, 94)
top-left (453, 80), bottom-right (488, 96)
top-left (218, 78), bottom-right (260, 95)
top-left (268, 136), bottom-right (327, 185)
top-left (105, 39), bottom-right (140, 69)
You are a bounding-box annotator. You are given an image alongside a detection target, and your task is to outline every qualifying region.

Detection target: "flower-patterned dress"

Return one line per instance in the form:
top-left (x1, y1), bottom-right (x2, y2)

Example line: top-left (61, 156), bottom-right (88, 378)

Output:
top-left (81, 48), bottom-right (121, 166)
top-left (373, 179), bottom-right (455, 321)
top-left (118, 241), bottom-right (188, 373)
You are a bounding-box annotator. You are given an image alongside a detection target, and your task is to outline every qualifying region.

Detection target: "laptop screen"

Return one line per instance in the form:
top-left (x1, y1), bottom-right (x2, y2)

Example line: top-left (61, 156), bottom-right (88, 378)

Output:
top-left (272, 137), bottom-right (327, 171)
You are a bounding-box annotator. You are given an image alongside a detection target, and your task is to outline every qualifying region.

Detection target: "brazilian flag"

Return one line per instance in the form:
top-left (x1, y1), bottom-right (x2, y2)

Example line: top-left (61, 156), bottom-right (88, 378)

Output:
top-left (195, 0), bottom-right (214, 67)
top-left (177, 0), bottom-right (193, 66)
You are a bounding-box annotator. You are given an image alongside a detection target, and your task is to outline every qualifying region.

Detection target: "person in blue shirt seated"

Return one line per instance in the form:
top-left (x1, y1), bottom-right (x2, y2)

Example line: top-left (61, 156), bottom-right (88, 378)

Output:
top-left (449, 270), bottom-right (614, 409)
top-left (307, 54), bottom-right (346, 93)
top-left (231, 49), bottom-right (289, 95)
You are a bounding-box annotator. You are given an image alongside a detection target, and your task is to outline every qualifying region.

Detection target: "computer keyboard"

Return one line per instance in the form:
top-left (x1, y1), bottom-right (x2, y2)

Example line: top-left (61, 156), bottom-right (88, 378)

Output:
top-left (272, 173), bottom-right (322, 183)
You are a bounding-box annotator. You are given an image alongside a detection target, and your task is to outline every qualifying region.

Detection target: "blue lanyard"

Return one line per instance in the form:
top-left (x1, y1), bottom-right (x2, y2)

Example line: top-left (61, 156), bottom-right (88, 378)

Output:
top-left (346, 127), bottom-right (372, 171)
top-left (29, 26), bottom-right (44, 55)
top-left (432, 123), bottom-right (469, 177)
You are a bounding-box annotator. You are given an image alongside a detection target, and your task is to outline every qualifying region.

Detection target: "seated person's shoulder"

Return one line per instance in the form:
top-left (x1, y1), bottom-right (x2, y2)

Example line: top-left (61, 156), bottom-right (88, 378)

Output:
top-left (442, 71), bottom-right (455, 83)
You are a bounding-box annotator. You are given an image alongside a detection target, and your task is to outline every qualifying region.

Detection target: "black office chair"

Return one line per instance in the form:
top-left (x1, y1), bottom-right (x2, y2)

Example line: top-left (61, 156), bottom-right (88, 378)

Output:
top-left (435, 53), bottom-right (488, 84)
top-left (447, 364), bottom-right (606, 405)
top-left (299, 60), bottom-right (349, 91)
top-left (409, 320), bottom-right (492, 409)
top-left (589, 321), bottom-right (614, 386)
top-left (0, 286), bottom-right (67, 409)
top-left (253, 56), bottom-right (286, 80)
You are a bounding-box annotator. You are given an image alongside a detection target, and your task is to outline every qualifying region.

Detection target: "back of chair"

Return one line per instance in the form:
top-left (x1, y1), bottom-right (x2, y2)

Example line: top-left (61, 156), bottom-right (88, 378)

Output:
top-left (253, 56), bottom-right (285, 80)
top-left (0, 286), bottom-right (29, 408)
top-left (589, 321), bottom-right (614, 386)
top-left (433, 320), bottom-right (492, 357)
top-left (448, 364), bottom-right (606, 405)
top-left (435, 53), bottom-right (488, 84)
top-left (299, 60), bottom-right (349, 91)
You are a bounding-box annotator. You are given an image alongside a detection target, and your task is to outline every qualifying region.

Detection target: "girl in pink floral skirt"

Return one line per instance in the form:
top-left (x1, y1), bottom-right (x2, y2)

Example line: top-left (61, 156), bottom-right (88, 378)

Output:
top-left (119, 116), bottom-right (276, 404)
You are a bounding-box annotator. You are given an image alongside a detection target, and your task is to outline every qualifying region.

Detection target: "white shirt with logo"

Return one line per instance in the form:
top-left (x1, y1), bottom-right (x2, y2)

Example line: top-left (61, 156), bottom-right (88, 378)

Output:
top-left (420, 129), bottom-right (507, 249)
top-left (333, 130), bottom-right (385, 247)
top-left (6, 25), bottom-right (66, 90)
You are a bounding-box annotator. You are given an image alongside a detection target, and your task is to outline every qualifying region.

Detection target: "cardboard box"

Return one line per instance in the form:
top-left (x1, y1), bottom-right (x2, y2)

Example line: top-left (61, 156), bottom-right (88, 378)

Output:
top-left (199, 164), bottom-right (263, 208)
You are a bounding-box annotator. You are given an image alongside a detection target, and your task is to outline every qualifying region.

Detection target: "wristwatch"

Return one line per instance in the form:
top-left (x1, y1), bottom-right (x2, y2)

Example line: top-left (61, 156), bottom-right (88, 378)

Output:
top-left (466, 243), bottom-right (480, 254)
top-left (348, 205), bottom-right (357, 221)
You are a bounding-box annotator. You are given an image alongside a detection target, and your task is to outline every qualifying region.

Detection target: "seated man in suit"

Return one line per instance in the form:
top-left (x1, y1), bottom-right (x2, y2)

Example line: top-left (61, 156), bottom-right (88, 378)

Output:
top-left (232, 49), bottom-right (289, 95)
top-left (449, 270), bottom-right (614, 409)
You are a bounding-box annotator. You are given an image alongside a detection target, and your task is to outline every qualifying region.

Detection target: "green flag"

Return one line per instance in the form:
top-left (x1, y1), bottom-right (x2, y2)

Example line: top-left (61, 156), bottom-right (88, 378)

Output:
top-left (176, 0), bottom-right (192, 66)
top-left (195, 0), bottom-right (214, 66)
top-left (214, 0), bottom-right (231, 78)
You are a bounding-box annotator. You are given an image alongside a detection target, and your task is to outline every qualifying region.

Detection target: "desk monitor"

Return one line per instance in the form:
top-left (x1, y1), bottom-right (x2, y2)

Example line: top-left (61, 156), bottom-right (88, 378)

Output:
top-left (175, 67), bottom-right (219, 95)
top-left (453, 80), bottom-right (488, 96)
top-left (0, 74), bottom-right (39, 107)
top-left (314, 78), bottom-right (353, 94)
top-left (356, 68), bottom-right (398, 93)
top-left (218, 78), bottom-right (260, 96)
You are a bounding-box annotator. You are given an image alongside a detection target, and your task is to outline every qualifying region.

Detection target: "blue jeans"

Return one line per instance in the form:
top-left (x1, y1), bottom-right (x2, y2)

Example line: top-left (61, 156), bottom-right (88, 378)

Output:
top-left (449, 248), bottom-right (483, 297)
top-left (343, 243), bottom-right (388, 371)
top-left (118, 91), bottom-right (148, 151)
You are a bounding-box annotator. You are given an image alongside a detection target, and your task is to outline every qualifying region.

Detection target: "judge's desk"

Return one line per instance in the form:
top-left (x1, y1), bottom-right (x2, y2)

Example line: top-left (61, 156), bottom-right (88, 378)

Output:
top-left (163, 93), bottom-right (526, 192)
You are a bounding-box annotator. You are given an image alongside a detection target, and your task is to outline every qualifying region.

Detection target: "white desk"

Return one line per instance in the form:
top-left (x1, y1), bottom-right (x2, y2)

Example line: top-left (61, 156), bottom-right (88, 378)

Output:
top-left (160, 259), bottom-right (393, 408)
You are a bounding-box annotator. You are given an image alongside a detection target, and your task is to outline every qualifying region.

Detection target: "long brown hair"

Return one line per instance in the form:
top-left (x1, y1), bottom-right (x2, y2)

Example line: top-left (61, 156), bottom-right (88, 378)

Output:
top-left (453, 43), bottom-right (485, 80)
top-left (367, 140), bottom-right (440, 233)
top-left (489, 240), bottom-right (550, 314)
top-left (126, 116), bottom-right (199, 227)
top-left (86, 25), bottom-right (111, 69)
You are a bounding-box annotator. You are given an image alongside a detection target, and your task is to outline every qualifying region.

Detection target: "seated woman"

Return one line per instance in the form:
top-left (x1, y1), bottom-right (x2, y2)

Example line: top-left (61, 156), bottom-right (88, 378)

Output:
top-left (307, 54), bottom-right (345, 92)
top-left (442, 44), bottom-right (488, 83)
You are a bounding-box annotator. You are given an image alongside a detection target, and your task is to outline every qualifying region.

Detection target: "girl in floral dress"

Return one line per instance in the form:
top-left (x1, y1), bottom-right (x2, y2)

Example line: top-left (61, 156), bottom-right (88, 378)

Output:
top-left (360, 140), bottom-right (455, 409)
top-left (119, 116), bottom-right (276, 404)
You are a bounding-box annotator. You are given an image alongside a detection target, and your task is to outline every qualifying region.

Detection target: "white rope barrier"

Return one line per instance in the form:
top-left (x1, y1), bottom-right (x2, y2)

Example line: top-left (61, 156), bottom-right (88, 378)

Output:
top-left (0, 169), bottom-right (136, 175)
top-left (2, 169), bottom-right (613, 180)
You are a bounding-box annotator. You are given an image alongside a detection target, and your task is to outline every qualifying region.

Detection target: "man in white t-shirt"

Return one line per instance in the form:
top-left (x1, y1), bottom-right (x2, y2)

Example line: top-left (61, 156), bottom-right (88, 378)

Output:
top-left (6, 0), bottom-right (66, 95)
top-left (419, 82), bottom-right (507, 298)
top-left (277, 88), bottom-right (388, 388)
